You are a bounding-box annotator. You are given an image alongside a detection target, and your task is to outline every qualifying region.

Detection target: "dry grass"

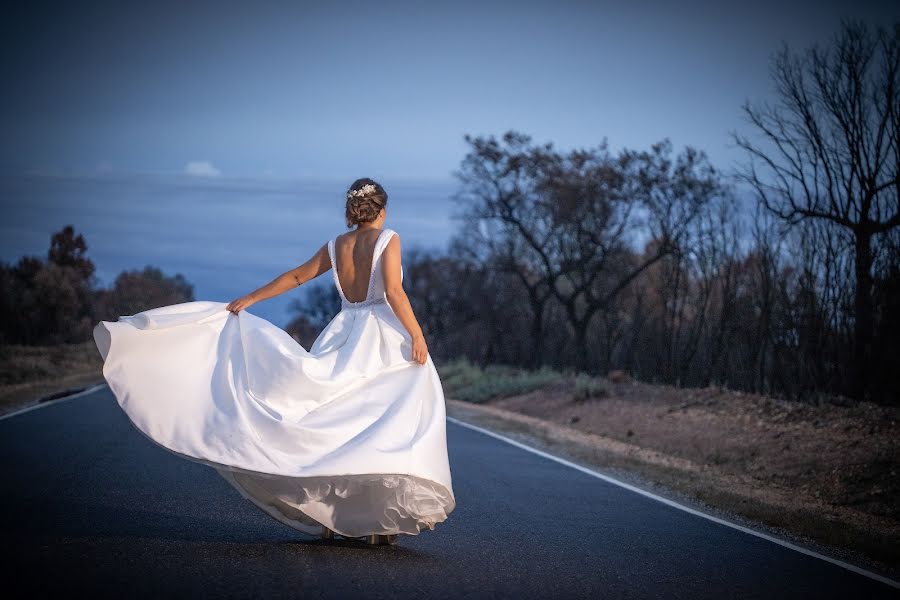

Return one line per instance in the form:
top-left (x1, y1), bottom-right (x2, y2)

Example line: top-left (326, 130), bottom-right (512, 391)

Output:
top-left (0, 341), bottom-right (105, 416)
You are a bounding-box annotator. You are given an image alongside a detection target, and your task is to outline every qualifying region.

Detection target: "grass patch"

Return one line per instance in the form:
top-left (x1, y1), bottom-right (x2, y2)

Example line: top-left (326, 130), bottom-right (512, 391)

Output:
top-left (572, 373), bottom-right (609, 403)
top-left (0, 341), bottom-right (101, 385)
top-left (0, 341), bottom-right (104, 415)
top-left (437, 357), bottom-right (565, 403)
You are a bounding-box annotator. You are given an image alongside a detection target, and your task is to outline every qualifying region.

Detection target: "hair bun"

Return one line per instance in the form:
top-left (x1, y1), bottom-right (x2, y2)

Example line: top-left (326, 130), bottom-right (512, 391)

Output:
top-left (345, 178), bottom-right (388, 228)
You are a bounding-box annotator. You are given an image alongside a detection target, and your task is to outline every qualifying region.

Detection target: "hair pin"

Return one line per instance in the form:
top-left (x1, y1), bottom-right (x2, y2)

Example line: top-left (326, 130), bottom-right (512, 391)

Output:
top-left (347, 183), bottom-right (378, 198)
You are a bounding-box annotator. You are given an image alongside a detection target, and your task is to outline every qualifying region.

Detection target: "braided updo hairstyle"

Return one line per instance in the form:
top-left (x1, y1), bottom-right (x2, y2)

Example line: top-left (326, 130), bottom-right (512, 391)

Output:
top-left (345, 178), bottom-right (388, 228)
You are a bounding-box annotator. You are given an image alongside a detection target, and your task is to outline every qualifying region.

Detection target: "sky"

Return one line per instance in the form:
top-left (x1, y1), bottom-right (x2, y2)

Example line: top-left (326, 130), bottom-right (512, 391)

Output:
top-left (2, 0), bottom-right (896, 182)
top-left (1, 0), bottom-right (897, 327)
top-left (0, 172), bottom-right (460, 325)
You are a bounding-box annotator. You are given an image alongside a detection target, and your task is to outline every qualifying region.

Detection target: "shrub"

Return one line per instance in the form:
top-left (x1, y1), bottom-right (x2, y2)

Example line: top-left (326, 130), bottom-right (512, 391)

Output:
top-left (572, 373), bottom-right (609, 403)
top-left (437, 357), bottom-right (564, 403)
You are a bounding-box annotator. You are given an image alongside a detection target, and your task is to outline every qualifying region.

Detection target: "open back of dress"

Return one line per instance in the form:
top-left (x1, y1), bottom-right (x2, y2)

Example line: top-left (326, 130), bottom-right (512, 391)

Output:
top-left (92, 227), bottom-right (455, 537)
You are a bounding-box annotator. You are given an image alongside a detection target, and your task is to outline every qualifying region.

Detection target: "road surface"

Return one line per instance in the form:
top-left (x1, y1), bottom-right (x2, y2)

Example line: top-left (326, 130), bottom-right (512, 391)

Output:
top-left (1, 386), bottom-right (896, 599)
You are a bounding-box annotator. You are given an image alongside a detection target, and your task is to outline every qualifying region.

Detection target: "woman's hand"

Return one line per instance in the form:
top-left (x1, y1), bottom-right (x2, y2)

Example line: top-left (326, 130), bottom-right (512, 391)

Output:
top-left (226, 294), bottom-right (256, 315)
top-left (411, 334), bottom-right (428, 365)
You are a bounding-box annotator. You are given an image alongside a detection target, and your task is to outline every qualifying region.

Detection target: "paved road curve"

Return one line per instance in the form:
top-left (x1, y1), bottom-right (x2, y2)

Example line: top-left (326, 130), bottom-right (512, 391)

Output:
top-left (1, 386), bottom-right (896, 599)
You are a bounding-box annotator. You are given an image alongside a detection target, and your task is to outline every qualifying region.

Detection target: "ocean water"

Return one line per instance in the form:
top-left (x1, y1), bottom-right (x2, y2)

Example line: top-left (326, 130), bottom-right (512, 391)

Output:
top-left (1, 172), bottom-right (462, 327)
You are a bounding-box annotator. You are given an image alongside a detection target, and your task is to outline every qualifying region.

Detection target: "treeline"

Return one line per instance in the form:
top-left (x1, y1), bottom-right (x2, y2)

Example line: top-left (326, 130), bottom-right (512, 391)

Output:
top-left (0, 225), bottom-right (194, 346)
top-left (292, 21), bottom-right (899, 404)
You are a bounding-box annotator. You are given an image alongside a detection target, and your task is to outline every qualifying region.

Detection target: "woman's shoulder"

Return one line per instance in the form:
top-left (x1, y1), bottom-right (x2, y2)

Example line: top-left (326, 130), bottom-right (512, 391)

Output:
top-left (380, 229), bottom-right (400, 247)
top-left (345, 227), bottom-right (398, 240)
top-left (331, 228), bottom-right (397, 247)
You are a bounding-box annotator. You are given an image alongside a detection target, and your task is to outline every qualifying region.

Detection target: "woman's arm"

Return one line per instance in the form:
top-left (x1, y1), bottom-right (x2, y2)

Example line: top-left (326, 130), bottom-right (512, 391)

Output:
top-left (226, 243), bottom-right (331, 314)
top-left (381, 234), bottom-right (428, 365)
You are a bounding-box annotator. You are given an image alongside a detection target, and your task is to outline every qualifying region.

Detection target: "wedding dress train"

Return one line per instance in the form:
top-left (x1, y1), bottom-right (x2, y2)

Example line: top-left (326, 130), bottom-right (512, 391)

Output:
top-left (92, 228), bottom-right (456, 538)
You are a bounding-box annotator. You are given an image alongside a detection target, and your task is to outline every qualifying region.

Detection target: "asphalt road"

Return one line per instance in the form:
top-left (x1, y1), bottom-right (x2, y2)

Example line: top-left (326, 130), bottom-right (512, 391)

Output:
top-left (1, 386), bottom-right (896, 599)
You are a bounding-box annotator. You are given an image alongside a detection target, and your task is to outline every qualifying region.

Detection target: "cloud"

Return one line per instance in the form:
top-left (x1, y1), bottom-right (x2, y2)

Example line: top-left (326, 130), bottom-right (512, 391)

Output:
top-left (184, 161), bottom-right (221, 177)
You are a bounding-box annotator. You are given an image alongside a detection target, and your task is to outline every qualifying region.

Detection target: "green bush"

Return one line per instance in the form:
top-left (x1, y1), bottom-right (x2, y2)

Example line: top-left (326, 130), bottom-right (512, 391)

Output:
top-left (437, 357), bottom-right (564, 403)
top-left (572, 373), bottom-right (609, 403)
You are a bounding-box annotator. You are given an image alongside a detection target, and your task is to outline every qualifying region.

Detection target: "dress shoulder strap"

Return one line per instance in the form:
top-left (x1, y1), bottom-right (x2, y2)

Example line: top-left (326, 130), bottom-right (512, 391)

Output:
top-left (326, 237), bottom-right (348, 301)
top-left (326, 237), bottom-right (336, 267)
top-left (373, 228), bottom-right (396, 263)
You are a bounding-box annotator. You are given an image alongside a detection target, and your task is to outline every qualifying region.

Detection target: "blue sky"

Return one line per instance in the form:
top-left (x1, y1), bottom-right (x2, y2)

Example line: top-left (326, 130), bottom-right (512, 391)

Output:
top-left (2, 0), bottom-right (896, 182)
top-left (2, 0), bottom-right (897, 327)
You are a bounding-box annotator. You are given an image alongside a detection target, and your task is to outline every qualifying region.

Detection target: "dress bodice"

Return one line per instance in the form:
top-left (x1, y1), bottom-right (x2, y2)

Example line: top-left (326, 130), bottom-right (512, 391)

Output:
top-left (327, 228), bottom-right (401, 310)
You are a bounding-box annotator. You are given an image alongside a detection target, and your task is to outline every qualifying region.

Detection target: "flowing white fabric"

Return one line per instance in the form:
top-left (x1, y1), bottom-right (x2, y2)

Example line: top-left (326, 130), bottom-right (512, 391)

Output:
top-left (92, 228), bottom-right (455, 538)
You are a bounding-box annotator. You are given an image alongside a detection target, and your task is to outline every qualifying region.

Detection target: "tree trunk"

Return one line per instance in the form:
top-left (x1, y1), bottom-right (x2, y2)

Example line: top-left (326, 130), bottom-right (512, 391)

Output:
top-left (853, 228), bottom-right (874, 401)
top-left (526, 292), bottom-right (545, 369)
top-left (574, 323), bottom-right (590, 372)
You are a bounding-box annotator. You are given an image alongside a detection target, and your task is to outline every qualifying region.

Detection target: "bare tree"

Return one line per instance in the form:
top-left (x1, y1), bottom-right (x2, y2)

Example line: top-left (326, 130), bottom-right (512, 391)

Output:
top-left (454, 131), bottom-right (726, 372)
top-left (452, 131), bottom-right (561, 367)
top-left (733, 19), bottom-right (900, 400)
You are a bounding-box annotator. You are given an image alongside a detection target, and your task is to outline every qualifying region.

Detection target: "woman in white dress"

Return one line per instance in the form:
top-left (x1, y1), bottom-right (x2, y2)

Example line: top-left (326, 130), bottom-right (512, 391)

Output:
top-left (93, 178), bottom-right (456, 546)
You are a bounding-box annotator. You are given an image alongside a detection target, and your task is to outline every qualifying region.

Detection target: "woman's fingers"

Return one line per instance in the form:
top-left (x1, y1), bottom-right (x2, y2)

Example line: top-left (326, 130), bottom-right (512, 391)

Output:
top-left (411, 344), bottom-right (427, 365)
top-left (411, 340), bottom-right (423, 364)
top-left (227, 296), bottom-right (253, 314)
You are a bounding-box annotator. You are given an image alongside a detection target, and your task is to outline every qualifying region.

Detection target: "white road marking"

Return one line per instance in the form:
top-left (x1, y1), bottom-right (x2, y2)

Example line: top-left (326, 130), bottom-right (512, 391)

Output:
top-left (0, 383), bottom-right (108, 420)
top-left (446, 415), bottom-right (900, 591)
top-left (4, 383), bottom-right (896, 589)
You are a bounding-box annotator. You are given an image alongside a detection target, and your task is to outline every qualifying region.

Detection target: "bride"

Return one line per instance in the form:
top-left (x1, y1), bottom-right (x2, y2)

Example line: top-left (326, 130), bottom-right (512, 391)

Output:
top-left (93, 177), bottom-right (456, 546)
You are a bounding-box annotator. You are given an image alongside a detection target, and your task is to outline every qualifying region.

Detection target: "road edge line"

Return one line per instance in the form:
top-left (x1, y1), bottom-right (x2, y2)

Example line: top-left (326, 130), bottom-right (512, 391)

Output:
top-left (446, 415), bottom-right (900, 590)
top-left (0, 382), bottom-right (108, 421)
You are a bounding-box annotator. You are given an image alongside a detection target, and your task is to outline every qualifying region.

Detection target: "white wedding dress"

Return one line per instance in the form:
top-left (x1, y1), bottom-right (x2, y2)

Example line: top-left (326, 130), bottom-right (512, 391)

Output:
top-left (92, 228), bottom-right (455, 538)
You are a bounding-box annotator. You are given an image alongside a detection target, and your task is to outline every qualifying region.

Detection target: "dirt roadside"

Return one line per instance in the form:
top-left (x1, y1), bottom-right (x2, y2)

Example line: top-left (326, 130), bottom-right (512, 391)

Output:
top-left (446, 385), bottom-right (899, 580)
top-left (0, 341), bottom-right (104, 417)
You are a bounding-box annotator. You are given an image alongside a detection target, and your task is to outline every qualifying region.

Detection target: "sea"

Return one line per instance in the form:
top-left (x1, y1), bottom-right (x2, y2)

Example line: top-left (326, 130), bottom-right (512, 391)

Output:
top-left (0, 172), bottom-right (462, 328)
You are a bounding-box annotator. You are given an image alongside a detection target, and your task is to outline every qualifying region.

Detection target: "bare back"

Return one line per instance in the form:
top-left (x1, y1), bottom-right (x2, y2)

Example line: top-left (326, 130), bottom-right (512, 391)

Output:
top-left (332, 228), bottom-right (385, 303)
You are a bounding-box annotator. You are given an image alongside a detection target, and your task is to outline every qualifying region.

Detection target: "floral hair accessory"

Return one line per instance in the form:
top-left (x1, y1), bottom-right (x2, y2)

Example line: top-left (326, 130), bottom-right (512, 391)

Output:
top-left (347, 183), bottom-right (378, 199)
